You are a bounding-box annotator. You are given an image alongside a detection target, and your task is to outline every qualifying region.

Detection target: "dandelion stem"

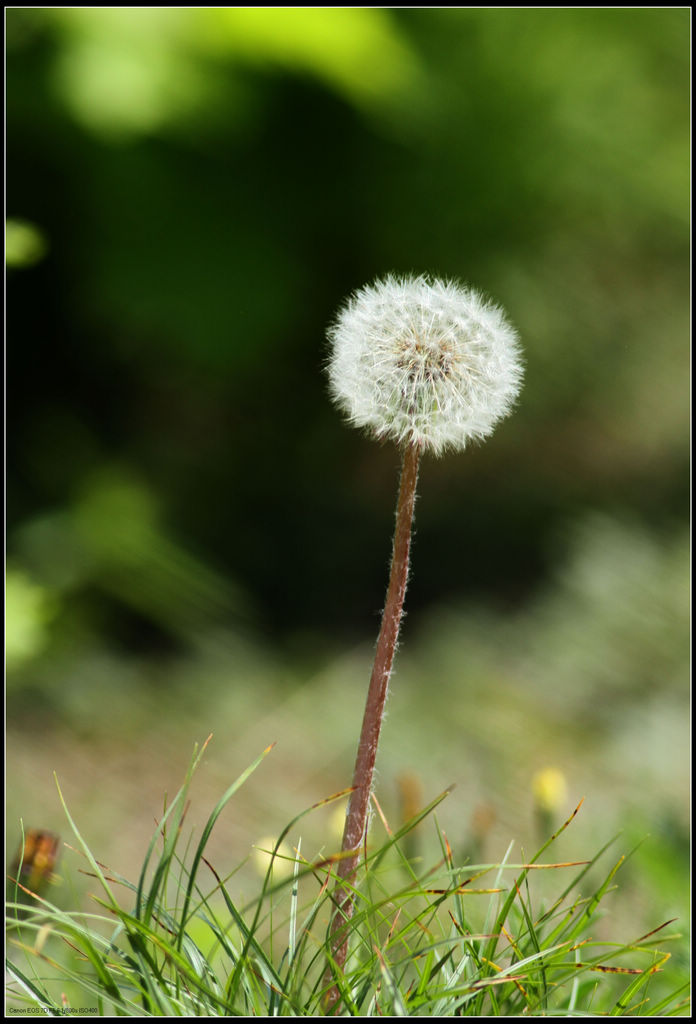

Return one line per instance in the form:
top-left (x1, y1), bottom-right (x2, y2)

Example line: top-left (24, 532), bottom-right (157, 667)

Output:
top-left (324, 441), bottom-right (421, 1010)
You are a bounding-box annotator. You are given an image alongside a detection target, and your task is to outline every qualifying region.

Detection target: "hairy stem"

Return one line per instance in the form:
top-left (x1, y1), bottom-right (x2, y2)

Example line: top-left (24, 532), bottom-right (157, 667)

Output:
top-left (324, 441), bottom-right (421, 1012)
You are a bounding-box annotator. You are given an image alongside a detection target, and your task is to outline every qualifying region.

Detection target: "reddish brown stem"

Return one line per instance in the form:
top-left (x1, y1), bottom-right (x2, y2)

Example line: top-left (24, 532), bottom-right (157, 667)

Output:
top-left (324, 442), bottom-right (421, 1011)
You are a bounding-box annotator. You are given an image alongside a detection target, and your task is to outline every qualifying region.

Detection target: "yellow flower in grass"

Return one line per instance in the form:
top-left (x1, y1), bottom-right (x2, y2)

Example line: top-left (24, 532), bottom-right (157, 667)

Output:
top-left (532, 767), bottom-right (568, 813)
top-left (252, 837), bottom-right (295, 880)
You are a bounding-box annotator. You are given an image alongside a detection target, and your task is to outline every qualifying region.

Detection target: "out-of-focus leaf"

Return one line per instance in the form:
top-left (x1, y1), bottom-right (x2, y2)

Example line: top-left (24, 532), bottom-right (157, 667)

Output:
top-left (5, 569), bottom-right (57, 671)
top-left (6, 219), bottom-right (48, 268)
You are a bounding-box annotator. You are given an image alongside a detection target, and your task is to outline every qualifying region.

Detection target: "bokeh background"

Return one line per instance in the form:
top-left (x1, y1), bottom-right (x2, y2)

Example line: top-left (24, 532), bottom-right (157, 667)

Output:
top-left (6, 6), bottom-right (689, 960)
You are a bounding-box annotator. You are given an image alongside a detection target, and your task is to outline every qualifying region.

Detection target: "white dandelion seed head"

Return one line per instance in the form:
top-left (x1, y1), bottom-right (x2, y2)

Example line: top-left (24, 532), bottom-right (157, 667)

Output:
top-left (327, 274), bottom-right (524, 455)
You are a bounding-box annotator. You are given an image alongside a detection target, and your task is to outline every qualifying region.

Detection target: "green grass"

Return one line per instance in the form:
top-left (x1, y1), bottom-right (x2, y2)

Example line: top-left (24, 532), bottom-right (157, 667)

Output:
top-left (6, 741), bottom-right (689, 1017)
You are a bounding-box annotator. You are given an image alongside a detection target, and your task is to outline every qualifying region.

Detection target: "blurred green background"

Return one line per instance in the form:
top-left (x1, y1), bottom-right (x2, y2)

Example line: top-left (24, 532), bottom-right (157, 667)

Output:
top-left (6, 7), bottom-right (689, 954)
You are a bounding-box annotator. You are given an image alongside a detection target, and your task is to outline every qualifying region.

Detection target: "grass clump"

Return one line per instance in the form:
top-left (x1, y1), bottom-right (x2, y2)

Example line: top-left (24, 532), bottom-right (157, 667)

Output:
top-left (6, 739), bottom-right (689, 1017)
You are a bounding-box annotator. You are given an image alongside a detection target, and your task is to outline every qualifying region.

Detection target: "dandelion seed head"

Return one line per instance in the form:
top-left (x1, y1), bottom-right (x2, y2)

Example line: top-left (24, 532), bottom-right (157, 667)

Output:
top-left (327, 274), bottom-right (523, 455)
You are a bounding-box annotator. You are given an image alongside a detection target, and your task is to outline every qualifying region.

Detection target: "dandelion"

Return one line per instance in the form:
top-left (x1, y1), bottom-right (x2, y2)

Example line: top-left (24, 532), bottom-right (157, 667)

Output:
top-left (327, 273), bottom-right (523, 455)
top-left (323, 273), bottom-right (523, 1010)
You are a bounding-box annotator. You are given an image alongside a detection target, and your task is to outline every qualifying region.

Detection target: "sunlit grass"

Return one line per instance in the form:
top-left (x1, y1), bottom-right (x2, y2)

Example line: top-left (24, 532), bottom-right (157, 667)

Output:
top-left (6, 741), bottom-right (689, 1017)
